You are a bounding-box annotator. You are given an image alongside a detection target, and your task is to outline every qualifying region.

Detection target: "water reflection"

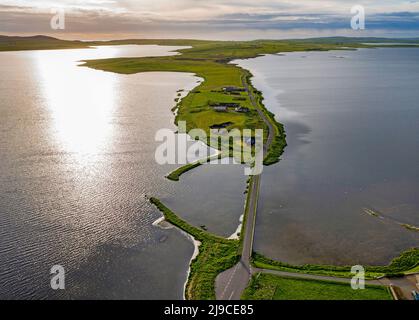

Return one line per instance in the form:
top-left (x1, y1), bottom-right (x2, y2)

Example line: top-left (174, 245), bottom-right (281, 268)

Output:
top-left (0, 45), bottom-right (198, 299)
top-left (33, 44), bottom-right (188, 159)
top-left (35, 51), bottom-right (118, 156)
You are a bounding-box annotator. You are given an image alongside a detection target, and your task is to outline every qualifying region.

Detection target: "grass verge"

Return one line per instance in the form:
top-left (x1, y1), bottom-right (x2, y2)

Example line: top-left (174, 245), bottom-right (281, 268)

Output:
top-left (242, 273), bottom-right (392, 300)
top-left (149, 197), bottom-right (240, 300)
top-left (252, 248), bottom-right (419, 279)
top-left (242, 71), bottom-right (288, 166)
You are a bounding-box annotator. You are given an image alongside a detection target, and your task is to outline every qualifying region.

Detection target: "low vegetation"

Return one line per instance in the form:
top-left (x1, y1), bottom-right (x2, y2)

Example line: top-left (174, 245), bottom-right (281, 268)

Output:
top-left (261, 110), bottom-right (287, 166)
top-left (166, 162), bottom-right (203, 181)
top-left (166, 153), bottom-right (225, 181)
top-left (401, 223), bottom-right (419, 232)
top-left (242, 273), bottom-right (392, 300)
top-left (406, 264), bottom-right (419, 274)
top-left (252, 248), bottom-right (419, 279)
top-left (149, 197), bottom-right (240, 300)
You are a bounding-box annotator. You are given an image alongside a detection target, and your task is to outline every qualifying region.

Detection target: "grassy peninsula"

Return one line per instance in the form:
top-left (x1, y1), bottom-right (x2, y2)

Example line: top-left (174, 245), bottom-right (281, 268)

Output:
top-left (80, 39), bottom-right (370, 169)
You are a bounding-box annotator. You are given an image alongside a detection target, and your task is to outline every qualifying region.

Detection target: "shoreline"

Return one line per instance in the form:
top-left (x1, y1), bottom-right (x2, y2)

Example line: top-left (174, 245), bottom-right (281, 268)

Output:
top-left (152, 215), bottom-right (201, 300)
top-left (150, 197), bottom-right (240, 300)
top-left (182, 235), bottom-right (201, 300)
top-left (228, 214), bottom-right (244, 240)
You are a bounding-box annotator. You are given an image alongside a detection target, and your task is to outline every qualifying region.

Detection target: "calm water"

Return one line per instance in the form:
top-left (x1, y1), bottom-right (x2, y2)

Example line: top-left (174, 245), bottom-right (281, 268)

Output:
top-left (237, 48), bottom-right (419, 265)
top-left (163, 160), bottom-right (247, 238)
top-left (0, 45), bottom-right (217, 299)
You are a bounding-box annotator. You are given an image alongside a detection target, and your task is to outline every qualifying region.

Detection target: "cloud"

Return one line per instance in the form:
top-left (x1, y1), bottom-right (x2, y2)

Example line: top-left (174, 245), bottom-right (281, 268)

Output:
top-left (1, 1), bottom-right (419, 38)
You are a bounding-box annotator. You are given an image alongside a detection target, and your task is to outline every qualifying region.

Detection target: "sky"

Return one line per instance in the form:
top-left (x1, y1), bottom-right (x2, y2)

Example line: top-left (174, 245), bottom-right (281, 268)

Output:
top-left (1, 0), bottom-right (419, 40)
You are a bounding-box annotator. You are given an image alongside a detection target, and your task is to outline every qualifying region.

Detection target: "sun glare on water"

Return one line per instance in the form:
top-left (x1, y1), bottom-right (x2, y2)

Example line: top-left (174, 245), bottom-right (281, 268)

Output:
top-left (34, 48), bottom-right (119, 158)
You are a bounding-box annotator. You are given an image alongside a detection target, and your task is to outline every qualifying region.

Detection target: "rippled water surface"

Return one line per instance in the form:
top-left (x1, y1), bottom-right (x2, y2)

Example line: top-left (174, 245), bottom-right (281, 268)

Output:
top-left (237, 48), bottom-right (419, 265)
top-left (0, 45), bottom-right (205, 299)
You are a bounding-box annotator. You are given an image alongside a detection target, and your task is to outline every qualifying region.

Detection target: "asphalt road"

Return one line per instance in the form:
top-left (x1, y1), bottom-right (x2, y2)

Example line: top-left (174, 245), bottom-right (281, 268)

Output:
top-left (215, 176), bottom-right (260, 300)
top-left (215, 73), bottom-right (275, 300)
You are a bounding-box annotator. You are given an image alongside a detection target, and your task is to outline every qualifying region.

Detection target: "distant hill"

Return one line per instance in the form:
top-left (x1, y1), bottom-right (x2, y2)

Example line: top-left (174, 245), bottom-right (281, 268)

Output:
top-left (0, 35), bottom-right (418, 52)
top-left (0, 35), bottom-right (58, 42)
top-left (0, 35), bottom-right (89, 51)
top-left (289, 36), bottom-right (419, 44)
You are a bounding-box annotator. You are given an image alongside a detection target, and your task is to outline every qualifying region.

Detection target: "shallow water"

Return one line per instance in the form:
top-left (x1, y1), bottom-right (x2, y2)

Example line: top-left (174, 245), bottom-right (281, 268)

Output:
top-left (162, 160), bottom-right (247, 238)
top-left (237, 48), bottom-right (419, 266)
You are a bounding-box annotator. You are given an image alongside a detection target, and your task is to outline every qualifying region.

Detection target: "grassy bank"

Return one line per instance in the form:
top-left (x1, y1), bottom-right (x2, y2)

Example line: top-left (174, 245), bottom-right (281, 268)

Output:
top-left (256, 96), bottom-right (288, 166)
top-left (407, 264), bottom-right (419, 274)
top-left (166, 162), bottom-right (202, 181)
top-left (166, 153), bottom-right (225, 181)
top-left (149, 197), bottom-right (240, 300)
top-left (252, 248), bottom-right (419, 279)
top-left (242, 273), bottom-right (392, 300)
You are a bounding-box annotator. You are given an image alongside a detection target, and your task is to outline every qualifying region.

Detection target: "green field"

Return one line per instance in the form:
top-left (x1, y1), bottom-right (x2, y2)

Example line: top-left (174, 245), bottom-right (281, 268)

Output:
top-left (243, 273), bottom-right (392, 300)
top-left (252, 249), bottom-right (419, 279)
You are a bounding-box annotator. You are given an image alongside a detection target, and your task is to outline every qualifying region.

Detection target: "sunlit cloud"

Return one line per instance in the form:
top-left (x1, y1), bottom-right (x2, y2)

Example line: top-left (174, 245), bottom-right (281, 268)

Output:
top-left (1, 0), bottom-right (419, 39)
